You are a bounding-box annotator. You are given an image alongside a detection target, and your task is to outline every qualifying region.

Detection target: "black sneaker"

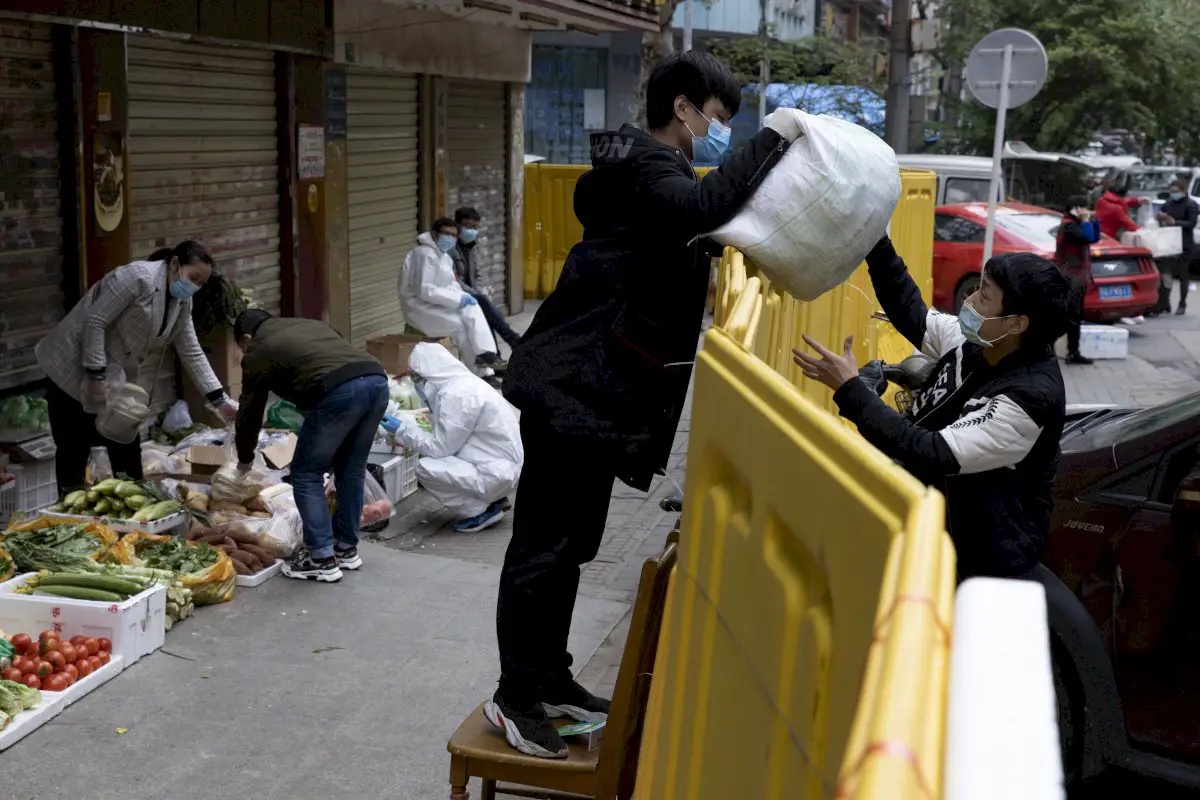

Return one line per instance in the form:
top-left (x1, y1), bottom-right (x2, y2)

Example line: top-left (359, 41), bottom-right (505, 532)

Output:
top-left (334, 546), bottom-right (363, 571)
top-left (1177, 306), bottom-right (1188, 316)
top-left (483, 691), bottom-right (568, 759)
top-left (476, 352), bottom-right (508, 371)
top-left (1066, 353), bottom-right (1094, 365)
top-left (495, 497), bottom-right (513, 512)
top-left (282, 549), bottom-right (343, 583)
top-left (540, 678), bottom-right (610, 724)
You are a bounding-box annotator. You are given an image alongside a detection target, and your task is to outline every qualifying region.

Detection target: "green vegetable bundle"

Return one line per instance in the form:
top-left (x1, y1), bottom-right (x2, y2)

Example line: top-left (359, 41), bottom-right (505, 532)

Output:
top-left (1, 523), bottom-right (114, 573)
top-left (0, 678), bottom-right (42, 730)
top-left (50, 479), bottom-right (181, 523)
top-left (140, 537), bottom-right (219, 574)
top-left (15, 562), bottom-right (194, 627)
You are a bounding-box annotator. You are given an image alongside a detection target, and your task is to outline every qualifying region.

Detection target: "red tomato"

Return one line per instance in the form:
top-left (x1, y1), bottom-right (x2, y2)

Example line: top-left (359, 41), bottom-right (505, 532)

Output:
top-left (23, 640), bottom-right (39, 657)
top-left (76, 659), bottom-right (92, 678)
top-left (97, 638), bottom-right (111, 653)
top-left (64, 664), bottom-right (78, 680)
top-left (21, 674), bottom-right (40, 689)
top-left (59, 643), bottom-right (77, 664)
top-left (33, 660), bottom-right (52, 679)
top-left (0, 667), bottom-right (21, 681)
top-left (38, 630), bottom-right (59, 643)
top-left (38, 638), bottom-right (59, 656)
top-left (96, 651), bottom-right (110, 666)
top-left (9, 633), bottom-right (31, 653)
top-left (45, 651), bottom-right (66, 670)
top-left (87, 655), bottom-right (102, 672)
top-left (43, 673), bottom-right (67, 692)
top-left (69, 635), bottom-right (87, 648)
top-left (83, 638), bottom-right (100, 656)
top-left (14, 657), bottom-right (34, 675)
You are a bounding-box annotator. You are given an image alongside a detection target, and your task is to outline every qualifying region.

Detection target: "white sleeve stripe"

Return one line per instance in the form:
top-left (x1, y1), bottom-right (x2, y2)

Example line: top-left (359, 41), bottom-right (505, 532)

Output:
top-left (922, 310), bottom-right (967, 359)
top-left (938, 394), bottom-right (1042, 474)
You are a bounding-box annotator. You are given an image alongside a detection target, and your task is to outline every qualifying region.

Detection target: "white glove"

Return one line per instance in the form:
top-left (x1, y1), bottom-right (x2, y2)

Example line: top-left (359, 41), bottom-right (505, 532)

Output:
top-left (763, 108), bottom-right (804, 143)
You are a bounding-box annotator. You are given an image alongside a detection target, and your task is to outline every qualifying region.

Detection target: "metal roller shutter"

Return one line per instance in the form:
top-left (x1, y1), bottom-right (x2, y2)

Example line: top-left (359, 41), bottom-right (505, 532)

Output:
top-left (128, 38), bottom-right (281, 314)
top-left (447, 81), bottom-right (509, 310)
top-left (0, 21), bottom-right (62, 391)
top-left (347, 69), bottom-right (420, 347)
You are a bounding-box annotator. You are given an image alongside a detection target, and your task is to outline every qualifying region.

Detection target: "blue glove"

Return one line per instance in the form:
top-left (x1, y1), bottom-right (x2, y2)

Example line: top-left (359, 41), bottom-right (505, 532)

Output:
top-left (459, 294), bottom-right (478, 308)
top-left (380, 415), bottom-right (403, 434)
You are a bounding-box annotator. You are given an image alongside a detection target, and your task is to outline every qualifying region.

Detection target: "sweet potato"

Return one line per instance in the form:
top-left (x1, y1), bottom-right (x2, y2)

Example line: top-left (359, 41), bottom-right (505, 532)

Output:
top-left (228, 549), bottom-right (261, 570)
top-left (210, 500), bottom-right (249, 514)
top-left (222, 528), bottom-right (261, 546)
top-left (231, 560), bottom-right (252, 576)
top-left (240, 543), bottom-right (275, 565)
top-left (244, 496), bottom-right (268, 514)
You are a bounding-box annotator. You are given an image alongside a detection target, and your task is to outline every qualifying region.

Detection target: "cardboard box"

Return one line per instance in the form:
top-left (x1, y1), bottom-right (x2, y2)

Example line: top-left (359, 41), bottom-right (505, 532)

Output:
top-left (366, 333), bottom-right (452, 375)
top-left (262, 432), bottom-right (297, 470)
top-left (187, 445), bottom-right (226, 476)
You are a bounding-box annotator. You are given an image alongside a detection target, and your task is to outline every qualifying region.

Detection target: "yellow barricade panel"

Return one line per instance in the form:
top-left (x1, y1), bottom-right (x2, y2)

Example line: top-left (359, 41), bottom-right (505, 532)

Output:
top-left (634, 330), bottom-right (951, 800)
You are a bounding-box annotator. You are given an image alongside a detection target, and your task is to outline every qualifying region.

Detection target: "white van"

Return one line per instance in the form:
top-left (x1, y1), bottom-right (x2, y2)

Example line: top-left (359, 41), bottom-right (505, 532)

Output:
top-left (898, 149), bottom-right (1093, 210)
top-left (897, 154), bottom-right (999, 205)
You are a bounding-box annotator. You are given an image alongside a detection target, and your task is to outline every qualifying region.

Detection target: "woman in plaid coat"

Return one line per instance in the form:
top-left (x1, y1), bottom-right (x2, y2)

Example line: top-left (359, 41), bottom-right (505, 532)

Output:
top-left (36, 240), bottom-right (237, 490)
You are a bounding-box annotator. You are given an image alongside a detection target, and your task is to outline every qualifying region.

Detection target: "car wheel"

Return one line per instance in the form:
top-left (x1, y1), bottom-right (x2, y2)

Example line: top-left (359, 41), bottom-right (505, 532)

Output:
top-left (1052, 637), bottom-right (1084, 788)
top-left (954, 275), bottom-right (980, 314)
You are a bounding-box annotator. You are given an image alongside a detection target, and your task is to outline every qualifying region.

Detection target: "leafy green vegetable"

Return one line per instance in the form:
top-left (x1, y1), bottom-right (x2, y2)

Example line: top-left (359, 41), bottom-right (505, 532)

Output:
top-left (137, 537), bottom-right (218, 574)
top-left (3, 524), bottom-right (107, 572)
top-left (0, 684), bottom-right (23, 717)
top-left (0, 679), bottom-right (41, 709)
top-left (0, 395), bottom-right (50, 432)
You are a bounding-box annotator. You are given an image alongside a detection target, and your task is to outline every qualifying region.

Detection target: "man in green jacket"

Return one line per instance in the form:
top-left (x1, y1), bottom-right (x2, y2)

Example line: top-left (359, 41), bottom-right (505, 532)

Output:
top-left (233, 310), bottom-right (389, 583)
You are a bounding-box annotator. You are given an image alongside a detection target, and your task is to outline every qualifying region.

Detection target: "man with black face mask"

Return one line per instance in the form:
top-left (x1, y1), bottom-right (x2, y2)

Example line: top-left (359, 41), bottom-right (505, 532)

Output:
top-left (1155, 178), bottom-right (1198, 315)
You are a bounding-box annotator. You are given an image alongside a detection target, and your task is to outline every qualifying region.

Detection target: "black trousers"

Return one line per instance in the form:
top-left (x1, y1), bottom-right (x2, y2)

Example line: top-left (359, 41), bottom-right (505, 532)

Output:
top-left (466, 285), bottom-right (521, 347)
top-left (1174, 253), bottom-right (1192, 310)
top-left (45, 380), bottom-right (143, 491)
top-left (496, 417), bottom-right (615, 702)
top-left (1066, 274), bottom-right (1086, 355)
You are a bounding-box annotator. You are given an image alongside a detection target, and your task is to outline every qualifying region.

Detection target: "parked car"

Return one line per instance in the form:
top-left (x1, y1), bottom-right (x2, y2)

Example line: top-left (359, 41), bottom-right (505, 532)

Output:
top-left (931, 202), bottom-right (1159, 322)
top-left (1041, 392), bottom-right (1200, 789)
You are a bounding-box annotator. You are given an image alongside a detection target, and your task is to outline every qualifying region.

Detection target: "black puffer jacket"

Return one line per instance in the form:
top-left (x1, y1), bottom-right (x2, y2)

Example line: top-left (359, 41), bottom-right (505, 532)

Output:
top-left (834, 239), bottom-right (1066, 580)
top-left (503, 123), bottom-right (787, 490)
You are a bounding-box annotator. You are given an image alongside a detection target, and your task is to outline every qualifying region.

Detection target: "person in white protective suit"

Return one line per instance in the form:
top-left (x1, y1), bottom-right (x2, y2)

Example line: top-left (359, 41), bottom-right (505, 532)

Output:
top-left (399, 218), bottom-right (505, 378)
top-left (393, 343), bottom-right (523, 533)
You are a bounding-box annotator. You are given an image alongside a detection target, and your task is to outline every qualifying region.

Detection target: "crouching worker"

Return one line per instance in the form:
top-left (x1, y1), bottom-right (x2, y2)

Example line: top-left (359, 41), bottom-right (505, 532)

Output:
top-left (232, 309), bottom-right (389, 583)
top-left (386, 343), bottom-right (523, 533)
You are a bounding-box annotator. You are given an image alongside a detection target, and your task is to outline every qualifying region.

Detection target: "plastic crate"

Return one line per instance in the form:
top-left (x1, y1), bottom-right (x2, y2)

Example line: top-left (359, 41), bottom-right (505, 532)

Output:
top-left (0, 460), bottom-right (56, 528)
top-left (368, 450), bottom-right (420, 504)
top-left (400, 449), bottom-right (418, 500)
top-left (0, 573), bottom-right (166, 665)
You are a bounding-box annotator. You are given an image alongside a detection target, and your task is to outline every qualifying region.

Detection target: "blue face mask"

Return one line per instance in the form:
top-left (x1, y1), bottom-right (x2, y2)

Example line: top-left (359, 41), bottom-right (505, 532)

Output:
top-left (686, 105), bottom-right (731, 163)
top-left (170, 277), bottom-right (200, 300)
top-left (436, 234), bottom-right (457, 253)
top-left (1171, 191), bottom-right (1185, 202)
top-left (459, 228), bottom-right (479, 245)
top-left (958, 300), bottom-right (1013, 348)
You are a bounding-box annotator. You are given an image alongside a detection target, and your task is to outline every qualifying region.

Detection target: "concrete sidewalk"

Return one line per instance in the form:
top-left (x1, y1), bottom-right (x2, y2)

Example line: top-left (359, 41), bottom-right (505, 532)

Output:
top-left (1, 545), bottom-right (628, 800)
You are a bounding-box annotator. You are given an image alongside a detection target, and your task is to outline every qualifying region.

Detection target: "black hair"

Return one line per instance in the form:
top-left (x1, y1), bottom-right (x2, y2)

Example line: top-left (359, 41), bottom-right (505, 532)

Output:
top-left (1171, 177), bottom-right (1189, 191)
top-left (984, 252), bottom-right (1076, 350)
top-left (148, 240), bottom-right (215, 269)
top-left (1113, 184), bottom-right (1129, 197)
top-left (454, 207), bottom-right (481, 225)
top-left (233, 309), bottom-right (273, 341)
top-left (645, 50), bottom-right (741, 130)
top-left (432, 217), bottom-right (457, 234)
top-left (1065, 195), bottom-right (1089, 212)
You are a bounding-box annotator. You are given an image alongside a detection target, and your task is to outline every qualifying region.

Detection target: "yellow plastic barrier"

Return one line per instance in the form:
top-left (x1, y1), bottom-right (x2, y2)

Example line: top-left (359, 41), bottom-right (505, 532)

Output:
top-left (633, 329), bottom-right (956, 799)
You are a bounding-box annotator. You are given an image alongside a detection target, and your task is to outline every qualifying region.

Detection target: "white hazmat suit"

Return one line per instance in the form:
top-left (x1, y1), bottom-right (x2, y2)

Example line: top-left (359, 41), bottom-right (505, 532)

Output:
top-left (399, 232), bottom-right (497, 372)
top-left (396, 343), bottom-right (523, 519)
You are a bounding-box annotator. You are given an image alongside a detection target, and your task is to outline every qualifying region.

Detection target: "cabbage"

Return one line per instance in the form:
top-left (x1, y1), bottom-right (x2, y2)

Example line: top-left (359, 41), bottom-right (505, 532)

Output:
top-left (0, 395), bottom-right (49, 432)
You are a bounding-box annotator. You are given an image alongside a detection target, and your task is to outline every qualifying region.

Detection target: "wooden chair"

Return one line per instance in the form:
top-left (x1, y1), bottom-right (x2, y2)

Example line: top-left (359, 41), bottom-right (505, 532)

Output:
top-left (447, 540), bottom-right (679, 800)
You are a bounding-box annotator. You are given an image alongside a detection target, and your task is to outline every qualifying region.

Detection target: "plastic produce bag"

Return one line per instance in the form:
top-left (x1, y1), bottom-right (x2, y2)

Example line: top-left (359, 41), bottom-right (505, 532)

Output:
top-left (108, 531), bottom-right (236, 605)
top-left (142, 443), bottom-right (185, 476)
top-left (161, 399), bottom-right (194, 434)
top-left (211, 442), bottom-right (272, 503)
top-left (328, 471), bottom-right (393, 534)
top-left (709, 110), bottom-right (901, 301)
top-left (266, 400), bottom-right (305, 432)
top-left (389, 376), bottom-right (422, 410)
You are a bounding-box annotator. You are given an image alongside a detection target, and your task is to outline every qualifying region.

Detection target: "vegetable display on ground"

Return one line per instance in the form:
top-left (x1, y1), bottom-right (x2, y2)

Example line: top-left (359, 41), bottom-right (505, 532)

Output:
top-left (185, 524), bottom-right (278, 577)
top-left (0, 522), bottom-right (116, 573)
top-left (48, 480), bottom-right (183, 523)
top-left (2, 630), bottom-right (111, 698)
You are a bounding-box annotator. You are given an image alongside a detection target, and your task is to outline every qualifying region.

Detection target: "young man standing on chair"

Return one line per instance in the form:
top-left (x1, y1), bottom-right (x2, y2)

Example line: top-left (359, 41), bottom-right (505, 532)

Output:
top-left (486, 50), bottom-right (800, 758)
top-left (399, 217), bottom-right (505, 377)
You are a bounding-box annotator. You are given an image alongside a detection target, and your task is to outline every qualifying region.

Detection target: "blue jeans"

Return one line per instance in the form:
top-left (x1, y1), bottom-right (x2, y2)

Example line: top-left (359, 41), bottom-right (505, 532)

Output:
top-left (291, 375), bottom-right (389, 559)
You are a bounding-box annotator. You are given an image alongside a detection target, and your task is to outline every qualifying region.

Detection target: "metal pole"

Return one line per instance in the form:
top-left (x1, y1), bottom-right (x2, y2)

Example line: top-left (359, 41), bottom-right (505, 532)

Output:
top-left (884, 0), bottom-right (911, 152)
top-left (683, 0), bottom-right (693, 51)
top-left (758, 0), bottom-right (770, 127)
top-left (982, 43), bottom-right (1013, 264)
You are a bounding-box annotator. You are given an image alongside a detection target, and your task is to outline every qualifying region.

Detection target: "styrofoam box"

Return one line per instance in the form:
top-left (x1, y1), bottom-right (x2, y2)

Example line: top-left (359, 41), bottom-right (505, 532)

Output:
top-left (1079, 324), bottom-right (1129, 360)
top-left (45, 510), bottom-right (188, 535)
top-left (0, 574), bottom-right (166, 664)
top-left (235, 558), bottom-right (282, 587)
top-left (0, 691), bottom-right (64, 752)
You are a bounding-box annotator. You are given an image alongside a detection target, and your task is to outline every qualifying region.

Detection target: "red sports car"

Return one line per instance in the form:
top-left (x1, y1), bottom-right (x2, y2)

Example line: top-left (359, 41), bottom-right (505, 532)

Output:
top-left (932, 202), bottom-right (1159, 322)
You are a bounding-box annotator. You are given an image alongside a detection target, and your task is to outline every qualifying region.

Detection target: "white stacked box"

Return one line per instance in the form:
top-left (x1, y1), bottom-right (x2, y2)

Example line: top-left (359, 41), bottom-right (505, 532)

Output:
top-left (1079, 325), bottom-right (1129, 360)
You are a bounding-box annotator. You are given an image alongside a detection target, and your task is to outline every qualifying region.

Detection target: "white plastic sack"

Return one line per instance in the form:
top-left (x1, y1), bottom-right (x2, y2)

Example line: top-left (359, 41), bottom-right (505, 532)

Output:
top-left (162, 399), bottom-right (193, 434)
top-left (1122, 227), bottom-right (1182, 258)
top-left (709, 110), bottom-right (901, 301)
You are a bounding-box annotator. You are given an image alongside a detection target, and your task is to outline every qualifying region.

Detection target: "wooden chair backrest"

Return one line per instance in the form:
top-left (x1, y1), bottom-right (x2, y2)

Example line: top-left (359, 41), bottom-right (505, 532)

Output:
top-left (594, 540), bottom-right (678, 800)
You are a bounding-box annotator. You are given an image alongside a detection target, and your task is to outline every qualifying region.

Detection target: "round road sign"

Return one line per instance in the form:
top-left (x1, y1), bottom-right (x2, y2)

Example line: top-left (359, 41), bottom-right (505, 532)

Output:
top-left (966, 28), bottom-right (1048, 110)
